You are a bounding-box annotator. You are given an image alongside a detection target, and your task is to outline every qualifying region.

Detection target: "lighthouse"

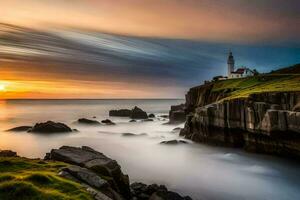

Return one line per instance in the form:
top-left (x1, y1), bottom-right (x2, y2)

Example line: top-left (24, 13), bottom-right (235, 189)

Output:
top-left (227, 51), bottom-right (235, 78)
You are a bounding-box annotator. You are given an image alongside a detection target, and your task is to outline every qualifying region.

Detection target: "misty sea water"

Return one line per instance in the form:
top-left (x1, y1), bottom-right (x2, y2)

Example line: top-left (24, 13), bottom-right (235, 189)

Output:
top-left (0, 99), bottom-right (299, 200)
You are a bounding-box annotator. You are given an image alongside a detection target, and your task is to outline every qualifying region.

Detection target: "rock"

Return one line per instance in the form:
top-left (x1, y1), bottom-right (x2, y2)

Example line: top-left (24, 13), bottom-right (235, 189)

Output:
top-left (159, 115), bottom-right (169, 119)
top-left (101, 119), bottom-right (116, 125)
top-left (169, 104), bottom-right (186, 123)
top-left (93, 116), bottom-right (97, 118)
top-left (122, 133), bottom-right (147, 137)
top-left (172, 127), bottom-right (182, 132)
top-left (6, 126), bottom-right (32, 132)
top-left (86, 187), bottom-right (113, 200)
top-left (29, 121), bottom-right (72, 133)
top-left (130, 106), bottom-right (148, 119)
top-left (160, 140), bottom-right (187, 145)
top-left (148, 114), bottom-right (155, 118)
top-left (109, 107), bottom-right (148, 119)
top-left (61, 166), bottom-right (109, 189)
top-left (293, 102), bottom-right (300, 111)
top-left (109, 109), bottom-right (132, 117)
top-left (129, 119), bottom-right (137, 122)
top-left (78, 118), bottom-right (101, 125)
top-left (131, 182), bottom-right (148, 193)
top-left (0, 150), bottom-right (17, 157)
top-left (46, 146), bottom-right (131, 199)
top-left (142, 119), bottom-right (154, 122)
top-left (130, 182), bottom-right (192, 200)
top-left (150, 191), bottom-right (192, 200)
top-left (122, 133), bottom-right (136, 137)
top-left (180, 88), bottom-right (300, 157)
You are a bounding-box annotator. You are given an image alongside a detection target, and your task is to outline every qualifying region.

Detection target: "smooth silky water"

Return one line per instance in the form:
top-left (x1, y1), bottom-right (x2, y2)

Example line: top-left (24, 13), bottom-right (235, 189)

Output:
top-left (0, 99), bottom-right (299, 200)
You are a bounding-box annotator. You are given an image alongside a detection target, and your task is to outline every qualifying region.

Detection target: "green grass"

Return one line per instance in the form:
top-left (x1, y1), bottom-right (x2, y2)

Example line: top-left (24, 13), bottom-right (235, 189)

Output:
top-left (210, 74), bottom-right (300, 101)
top-left (0, 157), bottom-right (93, 200)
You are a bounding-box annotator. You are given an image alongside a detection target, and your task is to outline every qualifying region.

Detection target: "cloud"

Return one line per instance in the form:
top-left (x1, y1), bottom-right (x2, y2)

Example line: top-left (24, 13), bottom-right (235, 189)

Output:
top-left (0, 0), bottom-right (299, 43)
top-left (0, 24), bottom-right (299, 98)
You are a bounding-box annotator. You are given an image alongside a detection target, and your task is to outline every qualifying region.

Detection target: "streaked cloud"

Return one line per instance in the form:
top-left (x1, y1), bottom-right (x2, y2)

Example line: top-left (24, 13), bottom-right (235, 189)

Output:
top-left (0, 23), bottom-right (299, 98)
top-left (0, 0), bottom-right (299, 43)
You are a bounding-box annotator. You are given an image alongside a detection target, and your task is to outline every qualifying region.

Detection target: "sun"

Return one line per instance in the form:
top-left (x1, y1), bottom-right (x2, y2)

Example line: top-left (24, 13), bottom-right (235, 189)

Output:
top-left (0, 85), bottom-right (6, 91)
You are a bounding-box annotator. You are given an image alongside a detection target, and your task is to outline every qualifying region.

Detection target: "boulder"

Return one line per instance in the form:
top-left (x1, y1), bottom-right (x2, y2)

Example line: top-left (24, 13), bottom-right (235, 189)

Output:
top-left (78, 118), bottom-right (101, 125)
top-left (150, 191), bottom-right (192, 200)
top-left (61, 166), bottom-right (109, 189)
top-left (130, 107), bottom-right (148, 119)
top-left (169, 111), bottom-right (186, 123)
top-left (29, 121), bottom-right (72, 133)
top-left (109, 109), bottom-right (131, 117)
top-left (46, 146), bottom-right (131, 199)
top-left (6, 126), bottom-right (32, 132)
top-left (129, 119), bottom-right (137, 123)
top-left (169, 104), bottom-right (186, 123)
top-left (160, 140), bottom-right (187, 145)
top-left (148, 114), bottom-right (155, 118)
top-left (101, 119), bottom-right (116, 125)
top-left (131, 182), bottom-right (192, 200)
top-left (0, 150), bottom-right (17, 157)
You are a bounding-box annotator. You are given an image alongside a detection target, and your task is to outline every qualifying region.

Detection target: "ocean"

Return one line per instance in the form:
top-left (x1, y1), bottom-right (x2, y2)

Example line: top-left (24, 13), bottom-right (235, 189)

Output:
top-left (0, 99), bottom-right (299, 200)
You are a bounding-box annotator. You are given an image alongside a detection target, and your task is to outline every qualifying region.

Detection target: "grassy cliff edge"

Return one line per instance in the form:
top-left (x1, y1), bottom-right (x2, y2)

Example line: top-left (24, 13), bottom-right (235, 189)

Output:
top-left (0, 156), bottom-right (93, 200)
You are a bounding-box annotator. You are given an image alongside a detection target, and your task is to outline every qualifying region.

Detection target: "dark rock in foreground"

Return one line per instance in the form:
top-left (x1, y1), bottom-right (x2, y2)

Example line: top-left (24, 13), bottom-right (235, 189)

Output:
top-left (6, 126), bottom-right (32, 132)
top-left (60, 165), bottom-right (109, 189)
top-left (131, 182), bottom-right (192, 200)
top-left (148, 113), bottom-right (155, 118)
top-left (130, 106), bottom-right (148, 119)
top-left (78, 118), bottom-right (101, 125)
top-left (160, 140), bottom-right (188, 145)
top-left (0, 150), bottom-right (18, 157)
top-left (101, 119), bottom-right (116, 125)
top-left (109, 109), bottom-right (132, 117)
top-left (46, 146), bottom-right (131, 199)
top-left (29, 121), bottom-right (72, 133)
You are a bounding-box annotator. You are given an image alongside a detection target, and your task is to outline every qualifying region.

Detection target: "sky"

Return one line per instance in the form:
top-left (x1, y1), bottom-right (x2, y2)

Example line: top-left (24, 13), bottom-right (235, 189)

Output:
top-left (0, 0), bottom-right (299, 99)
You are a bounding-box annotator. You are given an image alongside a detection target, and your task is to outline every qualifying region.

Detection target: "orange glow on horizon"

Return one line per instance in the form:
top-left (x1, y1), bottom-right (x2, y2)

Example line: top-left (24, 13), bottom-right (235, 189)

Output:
top-left (0, 62), bottom-right (181, 99)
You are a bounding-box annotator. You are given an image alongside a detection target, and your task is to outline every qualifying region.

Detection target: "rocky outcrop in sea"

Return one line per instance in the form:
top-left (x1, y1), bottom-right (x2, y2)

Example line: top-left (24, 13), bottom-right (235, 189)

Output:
top-left (109, 106), bottom-right (148, 119)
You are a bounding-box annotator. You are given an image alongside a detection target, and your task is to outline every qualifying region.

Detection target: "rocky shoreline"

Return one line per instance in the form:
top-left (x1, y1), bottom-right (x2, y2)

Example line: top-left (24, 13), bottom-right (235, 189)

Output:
top-left (174, 82), bottom-right (300, 158)
top-left (0, 147), bottom-right (192, 200)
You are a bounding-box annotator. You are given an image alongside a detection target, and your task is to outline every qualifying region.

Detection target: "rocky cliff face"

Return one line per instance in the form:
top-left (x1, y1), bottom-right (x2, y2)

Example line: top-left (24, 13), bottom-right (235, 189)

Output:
top-left (169, 83), bottom-right (228, 123)
top-left (180, 90), bottom-right (300, 158)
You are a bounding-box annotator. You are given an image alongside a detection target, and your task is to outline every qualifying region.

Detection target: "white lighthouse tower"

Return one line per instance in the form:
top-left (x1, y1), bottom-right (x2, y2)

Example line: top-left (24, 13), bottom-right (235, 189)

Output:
top-left (227, 51), bottom-right (235, 78)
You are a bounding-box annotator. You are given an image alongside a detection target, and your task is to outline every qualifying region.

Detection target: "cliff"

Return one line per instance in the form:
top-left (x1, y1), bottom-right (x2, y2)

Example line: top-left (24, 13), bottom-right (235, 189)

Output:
top-left (179, 74), bottom-right (300, 158)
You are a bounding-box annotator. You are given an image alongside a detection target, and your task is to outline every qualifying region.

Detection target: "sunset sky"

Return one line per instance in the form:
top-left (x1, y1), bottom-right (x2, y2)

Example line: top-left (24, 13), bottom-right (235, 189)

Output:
top-left (0, 0), bottom-right (299, 99)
